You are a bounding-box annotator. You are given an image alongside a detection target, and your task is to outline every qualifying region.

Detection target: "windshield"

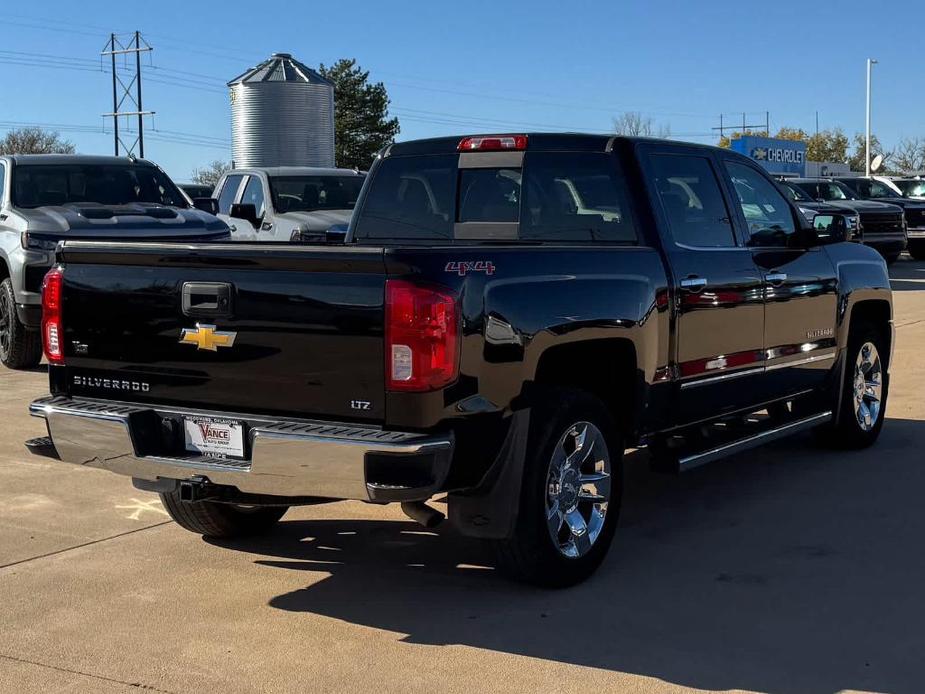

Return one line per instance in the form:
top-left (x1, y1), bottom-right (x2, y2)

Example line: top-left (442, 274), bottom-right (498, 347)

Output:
top-left (268, 175), bottom-right (365, 213)
top-left (840, 178), bottom-right (901, 199)
top-left (781, 182), bottom-right (811, 202)
top-left (812, 181), bottom-right (854, 201)
top-left (895, 180), bottom-right (925, 197)
top-left (12, 164), bottom-right (187, 209)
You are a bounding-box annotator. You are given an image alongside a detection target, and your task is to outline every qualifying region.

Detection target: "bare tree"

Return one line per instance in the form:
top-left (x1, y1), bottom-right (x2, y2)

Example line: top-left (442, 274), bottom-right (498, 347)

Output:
top-left (891, 137), bottom-right (925, 173)
top-left (0, 126), bottom-right (75, 155)
top-left (190, 160), bottom-right (231, 187)
top-left (613, 112), bottom-right (670, 138)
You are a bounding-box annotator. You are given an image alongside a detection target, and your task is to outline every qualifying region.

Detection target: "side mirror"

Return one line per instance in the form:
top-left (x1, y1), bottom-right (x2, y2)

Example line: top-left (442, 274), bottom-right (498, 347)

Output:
top-left (193, 197), bottom-right (219, 215)
top-left (811, 213), bottom-right (849, 244)
top-left (230, 203), bottom-right (259, 228)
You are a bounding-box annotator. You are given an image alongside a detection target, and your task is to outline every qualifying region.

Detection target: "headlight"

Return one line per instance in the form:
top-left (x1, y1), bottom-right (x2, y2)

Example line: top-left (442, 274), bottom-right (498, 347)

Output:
top-left (846, 215), bottom-right (860, 230)
top-left (20, 232), bottom-right (59, 251)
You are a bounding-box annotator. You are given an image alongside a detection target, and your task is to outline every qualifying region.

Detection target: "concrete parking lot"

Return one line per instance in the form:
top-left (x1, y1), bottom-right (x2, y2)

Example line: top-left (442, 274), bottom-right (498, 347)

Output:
top-left (1, 260), bottom-right (923, 694)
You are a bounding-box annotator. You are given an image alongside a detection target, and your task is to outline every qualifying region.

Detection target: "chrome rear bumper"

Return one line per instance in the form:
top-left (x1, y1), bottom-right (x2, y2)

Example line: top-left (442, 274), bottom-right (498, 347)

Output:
top-left (28, 396), bottom-right (453, 502)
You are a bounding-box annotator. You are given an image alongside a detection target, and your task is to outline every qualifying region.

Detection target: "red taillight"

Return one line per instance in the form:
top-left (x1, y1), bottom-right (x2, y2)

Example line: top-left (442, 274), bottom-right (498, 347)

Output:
top-left (457, 135), bottom-right (527, 152)
top-left (42, 267), bottom-right (64, 364)
top-left (385, 280), bottom-right (459, 392)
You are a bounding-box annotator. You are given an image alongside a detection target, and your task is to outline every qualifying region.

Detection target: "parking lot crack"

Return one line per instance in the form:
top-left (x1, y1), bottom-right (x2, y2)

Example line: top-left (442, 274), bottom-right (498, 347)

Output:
top-left (895, 318), bottom-right (925, 329)
top-left (0, 652), bottom-right (178, 692)
top-left (0, 521), bottom-right (172, 571)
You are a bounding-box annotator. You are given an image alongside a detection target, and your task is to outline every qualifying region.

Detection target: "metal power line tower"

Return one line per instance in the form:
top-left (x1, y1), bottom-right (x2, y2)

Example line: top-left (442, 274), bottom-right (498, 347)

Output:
top-left (712, 112), bottom-right (770, 140)
top-left (102, 31), bottom-right (154, 157)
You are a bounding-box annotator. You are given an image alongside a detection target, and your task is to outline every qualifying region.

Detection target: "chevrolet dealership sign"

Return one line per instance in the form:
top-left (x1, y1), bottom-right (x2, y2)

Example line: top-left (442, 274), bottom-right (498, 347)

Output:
top-left (731, 136), bottom-right (807, 176)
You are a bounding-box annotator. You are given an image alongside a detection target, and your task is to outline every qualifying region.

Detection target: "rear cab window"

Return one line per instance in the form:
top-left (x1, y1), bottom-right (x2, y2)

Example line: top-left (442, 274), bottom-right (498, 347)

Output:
top-left (352, 146), bottom-right (638, 245)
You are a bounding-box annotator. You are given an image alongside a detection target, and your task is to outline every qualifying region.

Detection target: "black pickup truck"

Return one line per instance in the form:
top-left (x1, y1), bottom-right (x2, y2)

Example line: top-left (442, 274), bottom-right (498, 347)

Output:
top-left (787, 177), bottom-right (908, 264)
top-left (27, 135), bottom-right (893, 586)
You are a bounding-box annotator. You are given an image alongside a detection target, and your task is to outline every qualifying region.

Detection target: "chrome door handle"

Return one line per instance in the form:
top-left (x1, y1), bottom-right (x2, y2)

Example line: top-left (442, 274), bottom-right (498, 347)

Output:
top-left (680, 276), bottom-right (708, 292)
top-left (229, 224), bottom-right (237, 232)
top-left (765, 272), bottom-right (787, 285)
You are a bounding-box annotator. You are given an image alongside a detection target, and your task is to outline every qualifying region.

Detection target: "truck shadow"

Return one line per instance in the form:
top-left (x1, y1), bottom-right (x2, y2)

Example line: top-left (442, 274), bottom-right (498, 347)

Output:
top-left (888, 256), bottom-right (925, 292)
top-left (211, 417), bottom-right (925, 693)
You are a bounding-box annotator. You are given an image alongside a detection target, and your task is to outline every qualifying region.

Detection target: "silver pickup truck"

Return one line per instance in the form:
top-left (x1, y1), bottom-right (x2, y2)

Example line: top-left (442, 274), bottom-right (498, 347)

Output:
top-left (211, 166), bottom-right (364, 242)
top-left (0, 154), bottom-right (230, 369)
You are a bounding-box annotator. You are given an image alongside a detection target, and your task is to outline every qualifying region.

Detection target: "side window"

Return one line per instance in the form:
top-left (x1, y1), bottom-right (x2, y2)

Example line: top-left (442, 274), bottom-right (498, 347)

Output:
top-left (649, 154), bottom-right (737, 248)
top-left (869, 180), bottom-right (893, 198)
top-left (217, 174), bottom-right (243, 215)
top-left (724, 161), bottom-right (796, 246)
top-left (240, 176), bottom-right (265, 217)
top-left (521, 152), bottom-right (638, 243)
top-left (851, 179), bottom-right (872, 197)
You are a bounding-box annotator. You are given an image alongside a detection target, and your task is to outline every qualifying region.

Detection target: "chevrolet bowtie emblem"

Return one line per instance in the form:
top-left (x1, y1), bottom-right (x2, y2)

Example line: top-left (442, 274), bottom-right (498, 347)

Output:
top-left (179, 324), bottom-right (237, 352)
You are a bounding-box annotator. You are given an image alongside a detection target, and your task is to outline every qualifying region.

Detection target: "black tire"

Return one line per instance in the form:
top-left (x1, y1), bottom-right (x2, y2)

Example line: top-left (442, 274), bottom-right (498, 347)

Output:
top-left (908, 240), bottom-right (925, 261)
top-left (489, 389), bottom-right (623, 588)
top-left (160, 489), bottom-right (288, 538)
top-left (816, 321), bottom-right (889, 449)
top-left (0, 277), bottom-right (42, 370)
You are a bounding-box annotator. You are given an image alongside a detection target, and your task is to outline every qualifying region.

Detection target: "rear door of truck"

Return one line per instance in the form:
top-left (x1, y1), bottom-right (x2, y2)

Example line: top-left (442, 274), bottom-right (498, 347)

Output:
top-left (55, 242), bottom-right (387, 423)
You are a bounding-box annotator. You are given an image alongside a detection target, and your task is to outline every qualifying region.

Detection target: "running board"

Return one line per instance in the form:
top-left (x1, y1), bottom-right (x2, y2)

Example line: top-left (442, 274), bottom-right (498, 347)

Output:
top-left (678, 411), bottom-right (833, 472)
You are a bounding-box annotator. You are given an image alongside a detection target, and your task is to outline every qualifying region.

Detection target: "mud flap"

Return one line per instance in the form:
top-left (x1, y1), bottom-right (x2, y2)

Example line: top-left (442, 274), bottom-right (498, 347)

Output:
top-left (448, 408), bottom-right (530, 539)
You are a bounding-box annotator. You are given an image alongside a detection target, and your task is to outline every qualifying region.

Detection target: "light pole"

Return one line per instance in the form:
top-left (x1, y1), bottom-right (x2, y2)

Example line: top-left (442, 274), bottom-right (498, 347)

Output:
top-left (866, 58), bottom-right (878, 177)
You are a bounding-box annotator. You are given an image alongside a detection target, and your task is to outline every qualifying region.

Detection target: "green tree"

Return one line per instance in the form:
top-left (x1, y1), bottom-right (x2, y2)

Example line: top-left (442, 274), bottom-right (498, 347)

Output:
top-left (773, 127), bottom-right (810, 143)
top-left (318, 59), bottom-right (400, 170)
top-left (0, 126), bottom-right (75, 155)
top-left (806, 128), bottom-right (849, 163)
top-left (191, 160), bottom-right (231, 187)
top-left (848, 132), bottom-right (889, 172)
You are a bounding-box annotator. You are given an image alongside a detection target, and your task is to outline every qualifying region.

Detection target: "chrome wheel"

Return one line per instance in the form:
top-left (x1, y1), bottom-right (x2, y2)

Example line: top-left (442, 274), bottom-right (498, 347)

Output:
top-left (853, 341), bottom-right (883, 432)
top-left (545, 421), bottom-right (611, 558)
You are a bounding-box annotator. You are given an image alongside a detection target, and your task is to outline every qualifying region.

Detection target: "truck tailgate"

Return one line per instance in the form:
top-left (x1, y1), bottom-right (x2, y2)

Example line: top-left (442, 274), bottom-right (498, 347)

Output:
top-left (56, 242), bottom-right (386, 422)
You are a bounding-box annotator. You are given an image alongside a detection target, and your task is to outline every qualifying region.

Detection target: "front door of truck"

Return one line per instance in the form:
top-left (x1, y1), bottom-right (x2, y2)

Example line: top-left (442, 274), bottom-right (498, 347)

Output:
top-left (719, 158), bottom-right (839, 401)
top-left (641, 145), bottom-right (766, 424)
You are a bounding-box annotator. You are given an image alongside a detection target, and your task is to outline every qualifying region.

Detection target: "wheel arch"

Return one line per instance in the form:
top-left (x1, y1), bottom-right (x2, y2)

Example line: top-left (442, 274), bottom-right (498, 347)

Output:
top-left (846, 298), bottom-right (892, 365)
top-left (529, 338), bottom-right (641, 438)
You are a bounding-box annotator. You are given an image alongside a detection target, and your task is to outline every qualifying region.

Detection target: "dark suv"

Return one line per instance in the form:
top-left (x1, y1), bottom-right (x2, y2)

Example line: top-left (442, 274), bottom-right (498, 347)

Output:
top-left (789, 177), bottom-right (907, 263)
top-left (834, 177), bottom-right (925, 260)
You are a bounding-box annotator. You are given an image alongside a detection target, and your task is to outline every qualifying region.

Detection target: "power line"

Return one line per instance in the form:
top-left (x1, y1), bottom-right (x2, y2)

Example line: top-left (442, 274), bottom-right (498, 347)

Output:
top-left (0, 119), bottom-right (230, 151)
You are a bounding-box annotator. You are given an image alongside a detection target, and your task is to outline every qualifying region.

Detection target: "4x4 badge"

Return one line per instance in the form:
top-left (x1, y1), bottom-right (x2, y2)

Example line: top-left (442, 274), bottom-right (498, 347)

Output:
top-left (179, 324), bottom-right (237, 352)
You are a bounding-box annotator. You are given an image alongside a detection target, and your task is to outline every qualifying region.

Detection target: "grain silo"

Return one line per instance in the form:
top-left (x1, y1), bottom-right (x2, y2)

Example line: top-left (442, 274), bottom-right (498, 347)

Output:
top-left (228, 53), bottom-right (335, 168)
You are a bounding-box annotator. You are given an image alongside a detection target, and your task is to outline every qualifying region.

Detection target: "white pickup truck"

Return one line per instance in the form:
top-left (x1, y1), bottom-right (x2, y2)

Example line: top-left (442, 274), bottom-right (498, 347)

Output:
top-left (211, 167), bottom-right (365, 242)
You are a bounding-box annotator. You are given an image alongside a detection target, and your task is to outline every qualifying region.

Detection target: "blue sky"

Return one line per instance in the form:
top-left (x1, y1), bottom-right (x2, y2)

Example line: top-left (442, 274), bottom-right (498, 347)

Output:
top-left (1, 1), bottom-right (920, 181)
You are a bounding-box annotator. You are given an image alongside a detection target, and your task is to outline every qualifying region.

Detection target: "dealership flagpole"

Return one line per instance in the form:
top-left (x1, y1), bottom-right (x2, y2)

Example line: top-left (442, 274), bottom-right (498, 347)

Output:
top-left (866, 58), bottom-right (877, 177)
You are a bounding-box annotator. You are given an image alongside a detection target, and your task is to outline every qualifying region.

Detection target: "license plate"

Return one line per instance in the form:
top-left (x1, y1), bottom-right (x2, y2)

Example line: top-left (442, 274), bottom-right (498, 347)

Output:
top-left (184, 416), bottom-right (245, 459)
